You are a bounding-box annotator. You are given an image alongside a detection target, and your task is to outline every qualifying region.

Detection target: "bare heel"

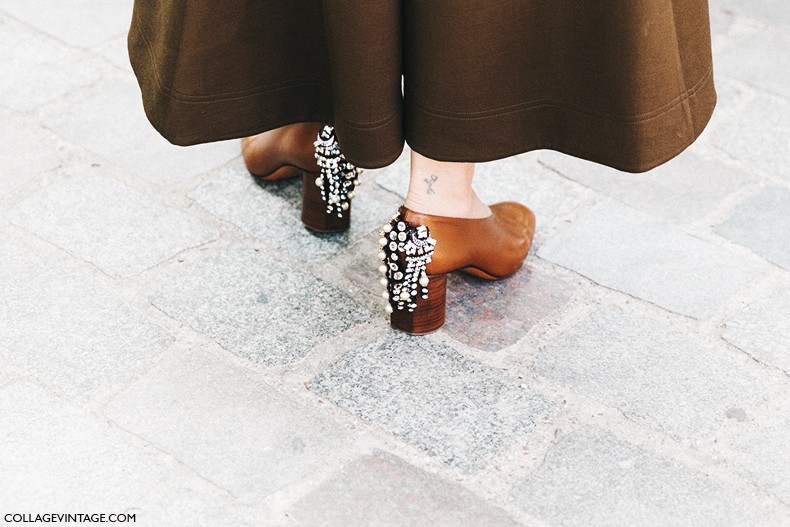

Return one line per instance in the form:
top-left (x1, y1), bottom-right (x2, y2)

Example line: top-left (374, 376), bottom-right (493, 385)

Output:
top-left (390, 274), bottom-right (446, 334)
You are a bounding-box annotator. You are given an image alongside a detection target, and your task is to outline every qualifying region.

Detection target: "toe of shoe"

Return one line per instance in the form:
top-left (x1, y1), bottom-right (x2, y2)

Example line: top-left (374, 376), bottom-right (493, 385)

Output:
top-left (491, 202), bottom-right (536, 241)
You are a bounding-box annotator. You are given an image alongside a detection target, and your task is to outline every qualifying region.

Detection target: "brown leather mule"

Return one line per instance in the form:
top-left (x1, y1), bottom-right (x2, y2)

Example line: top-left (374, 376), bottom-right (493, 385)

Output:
top-left (380, 203), bottom-right (536, 335)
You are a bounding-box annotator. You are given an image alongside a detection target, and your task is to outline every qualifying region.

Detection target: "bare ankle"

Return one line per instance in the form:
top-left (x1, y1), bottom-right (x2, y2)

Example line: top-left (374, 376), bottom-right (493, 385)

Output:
top-left (403, 191), bottom-right (490, 219)
top-left (404, 151), bottom-right (490, 218)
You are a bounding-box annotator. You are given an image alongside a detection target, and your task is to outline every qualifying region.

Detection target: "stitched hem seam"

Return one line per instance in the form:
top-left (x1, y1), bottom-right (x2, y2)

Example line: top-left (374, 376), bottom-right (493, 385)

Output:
top-left (407, 79), bottom-right (716, 173)
top-left (411, 67), bottom-right (713, 124)
top-left (339, 111), bottom-right (400, 130)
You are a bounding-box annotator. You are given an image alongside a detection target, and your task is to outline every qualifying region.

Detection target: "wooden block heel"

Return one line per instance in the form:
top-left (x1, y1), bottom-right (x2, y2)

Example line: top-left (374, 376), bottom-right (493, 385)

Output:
top-left (301, 172), bottom-right (351, 233)
top-left (390, 274), bottom-right (446, 334)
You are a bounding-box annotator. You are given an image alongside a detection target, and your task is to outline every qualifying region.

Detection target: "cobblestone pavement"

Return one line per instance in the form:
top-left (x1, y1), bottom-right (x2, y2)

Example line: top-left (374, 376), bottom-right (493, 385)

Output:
top-left (1, 2), bottom-right (789, 526)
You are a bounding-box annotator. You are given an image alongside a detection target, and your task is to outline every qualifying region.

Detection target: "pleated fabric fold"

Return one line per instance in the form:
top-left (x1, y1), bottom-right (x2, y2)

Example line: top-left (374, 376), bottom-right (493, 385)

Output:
top-left (129, 0), bottom-right (715, 172)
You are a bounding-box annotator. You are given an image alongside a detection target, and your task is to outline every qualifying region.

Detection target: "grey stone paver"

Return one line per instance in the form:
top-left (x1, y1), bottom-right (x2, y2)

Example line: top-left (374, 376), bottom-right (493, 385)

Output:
top-left (7, 170), bottom-right (220, 277)
top-left (510, 427), bottom-right (786, 527)
top-left (444, 266), bottom-right (574, 352)
top-left (725, 418), bottom-right (790, 505)
top-left (309, 332), bottom-right (556, 471)
top-left (287, 451), bottom-right (522, 527)
top-left (105, 346), bottom-right (353, 504)
top-left (338, 231), bottom-right (395, 301)
top-left (710, 94), bottom-right (790, 178)
top-left (538, 150), bottom-right (751, 224)
top-left (0, 109), bottom-right (60, 195)
top-left (537, 200), bottom-right (765, 318)
top-left (0, 15), bottom-right (101, 111)
top-left (533, 303), bottom-right (764, 438)
top-left (714, 186), bottom-right (790, 271)
top-left (138, 484), bottom-right (254, 527)
top-left (94, 35), bottom-right (132, 72)
top-left (716, 29), bottom-right (790, 99)
top-left (710, 5), bottom-right (735, 37)
top-left (151, 245), bottom-right (370, 365)
top-left (190, 164), bottom-right (396, 261)
top-left (718, 0), bottom-right (790, 27)
top-left (0, 361), bottom-right (20, 387)
top-left (722, 281), bottom-right (790, 375)
top-left (709, 75), bottom-right (749, 111)
top-left (0, 381), bottom-right (168, 511)
top-left (0, 234), bottom-right (174, 402)
top-left (0, 0), bottom-right (134, 48)
top-left (40, 78), bottom-right (239, 185)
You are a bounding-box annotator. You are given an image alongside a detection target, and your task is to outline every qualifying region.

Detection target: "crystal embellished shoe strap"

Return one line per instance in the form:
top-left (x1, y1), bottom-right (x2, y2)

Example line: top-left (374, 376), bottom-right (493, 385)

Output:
top-left (313, 125), bottom-right (362, 218)
top-left (378, 213), bottom-right (437, 314)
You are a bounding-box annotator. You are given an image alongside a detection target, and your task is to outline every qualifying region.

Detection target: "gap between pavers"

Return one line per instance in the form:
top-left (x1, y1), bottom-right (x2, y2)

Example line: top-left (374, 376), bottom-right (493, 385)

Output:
top-left (0, 381), bottom-right (170, 512)
top-left (286, 450), bottom-right (524, 527)
top-left (537, 199), bottom-right (767, 319)
top-left (149, 244), bottom-right (371, 366)
top-left (533, 301), bottom-right (769, 439)
top-left (6, 170), bottom-right (221, 278)
top-left (105, 344), bottom-right (360, 505)
top-left (510, 426), bottom-right (790, 527)
top-left (309, 332), bottom-right (558, 473)
top-left (0, 232), bottom-right (175, 404)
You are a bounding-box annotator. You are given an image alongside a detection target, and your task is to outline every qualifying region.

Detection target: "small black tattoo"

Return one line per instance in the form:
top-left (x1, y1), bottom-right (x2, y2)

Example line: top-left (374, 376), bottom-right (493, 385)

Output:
top-left (424, 174), bottom-right (438, 195)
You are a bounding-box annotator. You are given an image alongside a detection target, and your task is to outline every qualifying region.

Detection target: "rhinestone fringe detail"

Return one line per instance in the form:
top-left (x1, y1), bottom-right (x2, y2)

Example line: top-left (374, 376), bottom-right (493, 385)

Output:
top-left (314, 125), bottom-right (361, 218)
top-left (378, 213), bottom-right (437, 313)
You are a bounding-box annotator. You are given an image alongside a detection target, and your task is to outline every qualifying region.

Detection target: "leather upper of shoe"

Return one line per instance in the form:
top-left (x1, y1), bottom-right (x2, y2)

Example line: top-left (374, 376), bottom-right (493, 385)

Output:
top-left (241, 122), bottom-right (322, 179)
top-left (399, 202), bottom-right (536, 280)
